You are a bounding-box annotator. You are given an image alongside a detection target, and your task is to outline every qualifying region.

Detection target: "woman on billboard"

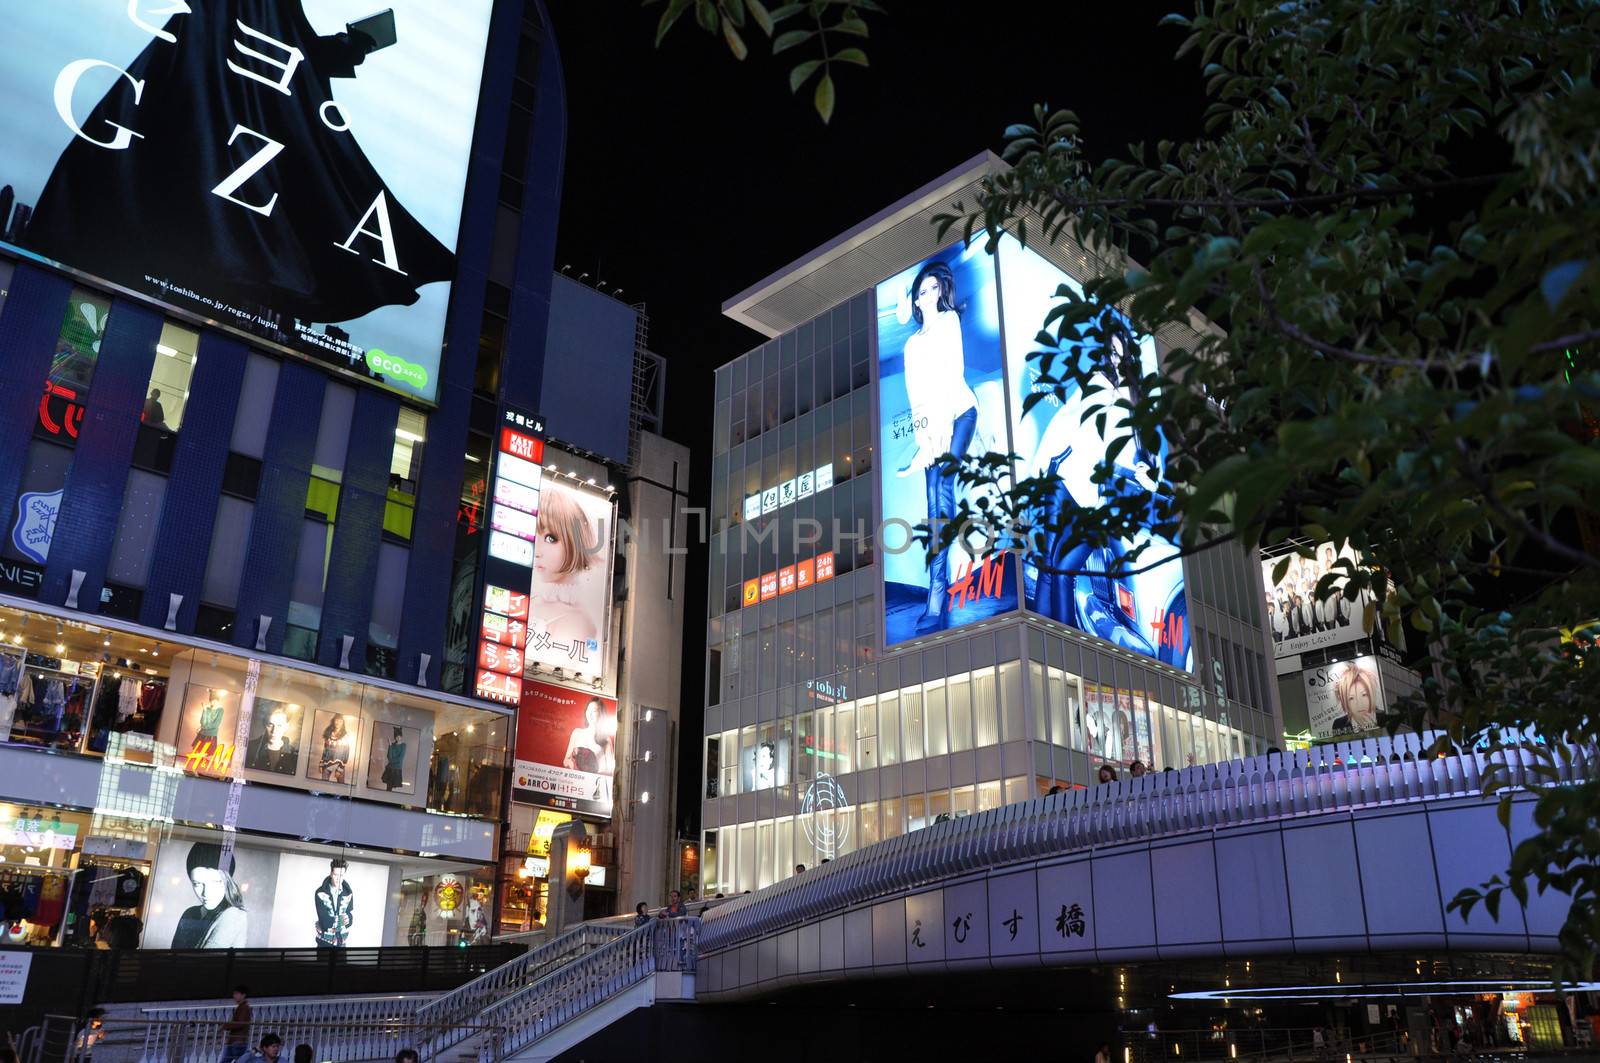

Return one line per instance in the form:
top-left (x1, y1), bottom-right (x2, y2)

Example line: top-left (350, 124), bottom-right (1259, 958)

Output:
top-left (532, 486), bottom-right (604, 648)
top-left (563, 697), bottom-right (615, 776)
top-left (1333, 663), bottom-right (1381, 732)
top-left (170, 843), bottom-right (248, 949)
top-left (894, 260), bottom-right (980, 631)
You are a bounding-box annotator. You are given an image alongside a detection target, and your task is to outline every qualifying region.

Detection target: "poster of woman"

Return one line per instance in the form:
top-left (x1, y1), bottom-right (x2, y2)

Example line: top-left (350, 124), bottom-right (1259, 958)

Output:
top-left (1304, 656), bottom-right (1385, 737)
top-left (876, 243), bottom-right (1015, 645)
top-left (525, 484), bottom-right (614, 680)
top-left (367, 721), bottom-right (419, 794)
top-left (309, 710), bottom-right (358, 784)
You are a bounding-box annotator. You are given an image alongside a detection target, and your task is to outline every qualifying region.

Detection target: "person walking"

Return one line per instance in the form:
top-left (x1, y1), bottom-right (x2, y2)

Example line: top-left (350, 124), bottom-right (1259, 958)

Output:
top-left (221, 985), bottom-right (251, 1063)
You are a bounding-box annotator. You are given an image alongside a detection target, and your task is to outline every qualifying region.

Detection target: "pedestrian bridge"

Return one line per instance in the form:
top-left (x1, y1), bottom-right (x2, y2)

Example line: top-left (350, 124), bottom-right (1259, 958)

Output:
top-left (79, 735), bottom-right (1590, 1063)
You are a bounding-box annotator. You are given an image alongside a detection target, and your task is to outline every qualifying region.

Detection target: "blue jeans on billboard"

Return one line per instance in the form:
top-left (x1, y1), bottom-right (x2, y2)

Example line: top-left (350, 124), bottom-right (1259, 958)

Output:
top-left (921, 407), bottom-right (978, 628)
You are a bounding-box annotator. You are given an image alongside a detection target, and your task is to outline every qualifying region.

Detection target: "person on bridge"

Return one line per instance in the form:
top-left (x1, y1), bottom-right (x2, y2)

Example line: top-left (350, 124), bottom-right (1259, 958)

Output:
top-left (238, 1033), bottom-right (283, 1063)
top-left (1093, 1041), bottom-right (1113, 1063)
top-left (665, 890), bottom-right (686, 917)
top-left (634, 902), bottom-right (652, 927)
top-left (1097, 764), bottom-right (1119, 784)
top-left (221, 985), bottom-right (251, 1063)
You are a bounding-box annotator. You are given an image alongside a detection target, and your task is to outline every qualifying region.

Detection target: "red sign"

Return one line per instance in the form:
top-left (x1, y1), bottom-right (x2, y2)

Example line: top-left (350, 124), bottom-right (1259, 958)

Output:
top-left (759, 571), bottom-right (779, 601)
top-left (475, 669), bottom-right (522, 703)
top-left (481, 612), bottom-right (527, 650)
top-left (796, 558), bottom-right (815, 588)
top-left (743, 551), bottom-right (835, 608)
top-left (778, 564), bottom-right (796, 595)
top-left (947, 554), bottom-right (1006, 612)
top-left (38, 382), bottom-right (85, 439)
top-left (483, 585), bottom-right (529, 621)
top-left (478, 640), bottom-right (525, 676)
top-left (743, 578), bottom-right (759, 606)
top-left (500, 428), bottom-right (545, 463)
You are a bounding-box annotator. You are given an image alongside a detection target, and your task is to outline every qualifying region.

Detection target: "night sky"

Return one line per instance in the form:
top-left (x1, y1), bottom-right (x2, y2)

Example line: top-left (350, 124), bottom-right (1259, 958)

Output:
top-left (544, 0), bottom-right (1207, 834)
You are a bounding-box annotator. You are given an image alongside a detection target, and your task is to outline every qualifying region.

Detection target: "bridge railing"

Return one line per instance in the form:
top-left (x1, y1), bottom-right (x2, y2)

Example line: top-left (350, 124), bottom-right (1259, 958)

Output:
top-left (413, 923), bottom-right (628, 1054)
top-left (700, 734), bottom-right (1596, 953)
top-left (477, 917), bottom-right (699, 1062)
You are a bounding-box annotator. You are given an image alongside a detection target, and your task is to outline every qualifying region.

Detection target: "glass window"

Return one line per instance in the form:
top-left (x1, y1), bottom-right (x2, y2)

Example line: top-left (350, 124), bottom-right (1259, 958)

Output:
top-left (313, 385), bottom-right (356, 475)
top-left (881, 796), bottom-right (903, 840)
top-left (366, 542), bottom-right (408, 675)
top-left (105, 470), bottom-right (167, 588)
top-left (2, 440), bottom-right (73, 567)
top-left (878, 692), bottom-right (900, 765)
top-left (907, 793), bottom-right (928, 833)
top-left (901, 687), bottom-right (924, 762)
top-left (925, 680), bottom-right (949, 757)
top-left (952, 785), bottom-right (976, 819)
top-left (947, 675), bottom-right (972, 753)
top-left (757, 820), bottom-right (775, 889)
top-left (1030, 660), bottom-right (1048, 742)
top-left (200, 496), bottom-right (252, 609)
top-left (998, 660), bottom-right (1023, 742)
top-left (719, 727), bottom-right (739, 795)
top-left (855, 697), bottom-right (878, 771)
top-left (1048, 666), bottom-right (1069, 748)
top-left (777, 817), bottom-right (794, 881)
top-left (385, 408), bottom-right (426, 541)
top-left (832, 703), bottom-right (855, 775)
top-left (284, 518), bottom-right (330, 659)
top-left (977, 780), bottom-right (1002, 812)
top-left (143, 322), bottom-right (199, 432)
top-left (229, 354), bottom-right (280, 458)
top-left (973, 666), bottom-right (999, 747)
top-left (1004, 774), bottom-right (1031, 805)
top-left (738, 823), bottom-right (755, 894)
top-left (46, 288), bottom-right (111, 397)
top-left (858, 800), bottom-right (880, 850)
top-left (928, 788), bottom-right (952, 823)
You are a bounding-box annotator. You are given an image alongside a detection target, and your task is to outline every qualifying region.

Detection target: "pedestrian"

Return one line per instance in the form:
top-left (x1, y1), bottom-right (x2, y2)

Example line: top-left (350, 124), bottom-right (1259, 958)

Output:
top-left (1097, 764), bottom-right (1118, 784)
top-left (1093, 1041), bottom-right (1113, 1063)
top-left (1312, 1025), bottom-right (1327, 1061)
top-left (1129, 760), bottom-right (1147, 777)
top-left (633, 902), bottom-right (651, 927)
top-left (664, 889), bottom-right (685, 917)
top-left (239, 1033), bottom-right (282, 1063)
top-left (221, 985), bottom-right (251, 1063)
top-left (293, 1047), bottom-right (313, 1063)
top-left (394, 1050), bottom-right (419, 1063)
top-left (1046, 785), bottom-right (1066, 795)
top-left (76, 1009), bottom-right (106, 1061)
top-left (795, 863), bottom-right (806, 875)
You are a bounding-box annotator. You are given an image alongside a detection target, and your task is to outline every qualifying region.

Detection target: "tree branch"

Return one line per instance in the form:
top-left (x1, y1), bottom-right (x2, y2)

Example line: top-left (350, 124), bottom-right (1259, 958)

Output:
top-left (1041, 171), bottom-right (1509, 214)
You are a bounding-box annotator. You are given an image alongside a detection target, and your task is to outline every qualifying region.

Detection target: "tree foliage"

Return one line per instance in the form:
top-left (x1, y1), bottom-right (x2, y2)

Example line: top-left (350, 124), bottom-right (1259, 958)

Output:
top-left (656, 0), bottom-right (1600, 978)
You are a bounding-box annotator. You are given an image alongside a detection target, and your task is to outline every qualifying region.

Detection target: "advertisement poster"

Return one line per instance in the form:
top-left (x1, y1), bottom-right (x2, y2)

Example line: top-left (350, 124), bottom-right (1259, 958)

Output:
top-left (177, 685), bottom-right (239, 776)
top-left (512, 680), bottom-right (617, 817)
top-left (243, 697), bottom-right (303, 776)
top-left (1083, 684), bottom-right (1139, 767)
top-left (740, 733), bottom-right (790, 792)
top-left (876, 242), bottom-right (1017, 645)
top-left (997, 236), bottom-right (1191, 671)
top-left (526, 483), bottom-right (615, 681)
top-left (0, 1), bottom-right (495, 404)
top-left (146, 839), bottom-right (390, 949)
top-left (308, 709), bottom-right (359, 784)
top-left (1303, 655), bottom-right (1384, 738)
top-left (1263, 542), bottom-right (1376, 658)
top-left (366, 720), bottom-right (420, 795)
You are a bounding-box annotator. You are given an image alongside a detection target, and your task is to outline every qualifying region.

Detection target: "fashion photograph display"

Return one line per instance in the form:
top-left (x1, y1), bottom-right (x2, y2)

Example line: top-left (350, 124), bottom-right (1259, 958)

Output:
top-left (178, 685), bottom-right (238, 772)
top-left (997, 235), bottom-right (1191, 671)
top-left (876, 243), bottom-right (1016, 646)
top-left (512, 680), bottom-right (617, 817)
top-left (244, 698), bottom-right (303, 776)
top-left (366, 721), bottom-right (419, 794)
top-left (309, 709), bottom-right (358, 784)
top-left (0, 1), bottom-right (494, 404)
top-left (1304, 656), bottom-right (1385, 738)
top-left (144, 840), bottom-right (278, 949)
top-left (525, 484), bottom-right (615, 680)
top-left (266, 852), bottom-right (387, 948)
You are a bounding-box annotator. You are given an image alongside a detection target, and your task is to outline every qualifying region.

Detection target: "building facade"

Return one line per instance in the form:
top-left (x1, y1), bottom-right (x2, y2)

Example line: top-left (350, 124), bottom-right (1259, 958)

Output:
top-left (0, 2), bottom-right (682, 950)
top-left (699, 154), bottom-right (1283, 896)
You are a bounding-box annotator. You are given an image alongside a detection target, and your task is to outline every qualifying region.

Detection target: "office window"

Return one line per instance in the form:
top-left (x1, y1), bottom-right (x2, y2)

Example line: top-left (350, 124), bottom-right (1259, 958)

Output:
top-left (201, 496), bottom-right (253, 608)
top-left (947, 674), bottom-right (973, 753)
top-left (385, 408), bottom-right (426, 540)
top-left (229, 354), bottom-right (280, 458)
top-left (105, 470), bottom-right (167, 588)
top-left (284, 519), bottom-right (329, 660)
top-left (366, 541), bottom-right (409, 675)
top-left (144, 322), bottom-right (199, 431)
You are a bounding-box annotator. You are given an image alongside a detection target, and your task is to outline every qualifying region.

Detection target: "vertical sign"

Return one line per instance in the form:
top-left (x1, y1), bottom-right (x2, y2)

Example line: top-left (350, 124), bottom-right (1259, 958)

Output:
top-left (476, 407), bottom-right (545, 704)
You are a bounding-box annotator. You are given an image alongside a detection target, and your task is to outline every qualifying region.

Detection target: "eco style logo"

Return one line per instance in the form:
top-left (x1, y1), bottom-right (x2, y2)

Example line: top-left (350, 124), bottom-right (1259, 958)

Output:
top-left (365, 348), bottom-right (429, 391)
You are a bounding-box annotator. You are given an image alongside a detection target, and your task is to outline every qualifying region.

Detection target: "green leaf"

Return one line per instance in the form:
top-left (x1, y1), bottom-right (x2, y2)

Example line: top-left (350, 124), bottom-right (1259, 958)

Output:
top-left (772, 28), bottom-right (813, 53)
top-left (814, 71), bottom-right (835, 123)
top-left (836, 17), bottom-right (869, 35)
top-left (833, 47), bottom-right (868, 66)
top-left (747, 0), bottom-right (774, 35)
top-left (788, 59), bottom-right (821, 93)
top-left (722, 20), bottom-right (748, 59)
top-left (653, 0), bottom-right (696, 46)
top-left (695, 0), bottom-right (718, 32)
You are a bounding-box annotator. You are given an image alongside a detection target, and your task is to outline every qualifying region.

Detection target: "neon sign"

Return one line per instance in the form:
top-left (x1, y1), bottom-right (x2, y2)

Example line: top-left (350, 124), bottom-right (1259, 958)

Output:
top-left (742, 550), bottom-right (835, 608)
top-left (182, 740), bottom-right (236, 775)
top-left (799, 772), bottom-right (851, 859)
top-left (474, 406), bottom-right (545, 703)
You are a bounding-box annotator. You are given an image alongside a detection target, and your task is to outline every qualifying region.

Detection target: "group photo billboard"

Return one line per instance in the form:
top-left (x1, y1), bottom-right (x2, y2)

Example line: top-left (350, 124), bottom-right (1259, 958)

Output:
top-left (513, 679), bottom-right (618, 818)
top-left (876, 242), bottom-right (1017, 646)
top-left (0, 0), bottom-right (495, 404)
top-left (1263, 542), bottom-right (1377, 658)
top-left (996, 235), bottom-right (1191, 671)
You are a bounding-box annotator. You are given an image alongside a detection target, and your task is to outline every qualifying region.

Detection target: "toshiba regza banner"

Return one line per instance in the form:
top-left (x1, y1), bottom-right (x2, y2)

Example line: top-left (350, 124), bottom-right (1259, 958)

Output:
top-left (0, 2), bottom-right (494, 404)
top-left (877, 243), bottom-right (1017, 646)
top-left (997, 236), bottom-right (1190, 670)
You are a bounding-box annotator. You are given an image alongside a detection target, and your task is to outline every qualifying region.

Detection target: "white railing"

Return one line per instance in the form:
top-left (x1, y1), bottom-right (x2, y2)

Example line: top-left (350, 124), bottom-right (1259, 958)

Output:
top-left (698, 733), bottom-right (1596, 953)
top-left (415, 923), bottom-right (630, 1055)
top-left (477, 918), bottom-right (699, 1062)
top-left (132, 996), bottom-right (430, 1063)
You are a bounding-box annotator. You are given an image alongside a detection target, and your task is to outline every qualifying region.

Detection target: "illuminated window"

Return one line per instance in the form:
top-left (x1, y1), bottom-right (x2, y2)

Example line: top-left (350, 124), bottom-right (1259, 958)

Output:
top-left (144, 322), bottom-right (199, 432)
top-left (384, 408), bottom-right (426, 541)
top-left (36, 288), bottom-right (111, 446)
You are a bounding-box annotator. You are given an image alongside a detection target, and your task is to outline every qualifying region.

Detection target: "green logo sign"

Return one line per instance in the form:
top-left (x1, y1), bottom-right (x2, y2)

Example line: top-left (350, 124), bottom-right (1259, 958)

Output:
top-left (365, 348), bottom-right (429, 391)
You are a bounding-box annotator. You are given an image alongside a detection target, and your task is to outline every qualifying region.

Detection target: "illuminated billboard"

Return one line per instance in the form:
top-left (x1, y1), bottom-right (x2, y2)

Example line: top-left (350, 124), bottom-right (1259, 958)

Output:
top-left (1303, 655), bottom-right (1384, 738)
top-left (996, 236), bottom-right (1191, 670)
top-left (1262, 542), bottom-right (1377, 658)
top-left (876, 243), bottom-right (1017, 646)
top-left (526, 480), bottom-right (615, 681)
top-left (0, 2), bottom-right (494, 404)
top-left (512, 679), bottom-right (617, 818)
top-left (475, 408), bottom-right (545, 705)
